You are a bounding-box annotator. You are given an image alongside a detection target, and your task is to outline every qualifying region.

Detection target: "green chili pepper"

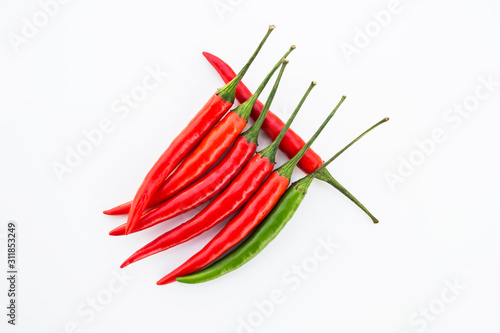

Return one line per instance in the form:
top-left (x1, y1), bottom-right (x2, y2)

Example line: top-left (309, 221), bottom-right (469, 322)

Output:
top-left (177, 117), bottom-right (389, 284)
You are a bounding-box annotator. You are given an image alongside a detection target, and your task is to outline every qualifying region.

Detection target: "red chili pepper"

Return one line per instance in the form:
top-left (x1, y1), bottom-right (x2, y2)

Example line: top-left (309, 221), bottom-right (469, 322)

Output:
top-left (104, 48), bottom-right (293, 217)
top-left (203, 51), bottom-right (321, 172)
top-left (125, 52), bottom-right (292, 235)
top-left (109, 59), bottom-right (290, 236)
top-left (117, 82), bottom-right (316, 267)
top-left (122, 27), bottom-right (275, 234)
top-left (156, 96), bottom-right (346, 284)
top-left (203, 51), bottom-right (379, 223)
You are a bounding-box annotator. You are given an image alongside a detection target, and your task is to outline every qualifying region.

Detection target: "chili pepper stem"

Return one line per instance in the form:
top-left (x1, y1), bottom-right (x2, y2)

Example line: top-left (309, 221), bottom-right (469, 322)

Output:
top-left (259, 81), bottom-right (316, 164)
top-left (295, 117), bottom-right (389, 220)
top-left (316, 170), bottom-right (379, 223)
top-left (277, 95), bottom-right (346, 180)
top-left (242, 59), bottom-right (289, 144)
top-left (233, 46), bottom-right (295, 121)
top-left (311, 117), bottom-right (389, 178)
top-left (217, 25), bottom-right (275, 103)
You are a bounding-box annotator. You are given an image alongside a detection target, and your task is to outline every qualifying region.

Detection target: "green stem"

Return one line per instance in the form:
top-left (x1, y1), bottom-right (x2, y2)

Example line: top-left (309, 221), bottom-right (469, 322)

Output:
top-left (276, 95), bottom-right (347, 180)
top-left (311, 117), bottom-right (389, 176)
top-left (242, 59), bottom-right (289, 144)
top-left (315, 169), bottom-right (379, 223)
top-left (233, 46), bottom-right (295, 120)
top-left (298, 117), bottom-right (390, 223)
top-left (259, 81), bottom-right (316, 164)
top-left (217, 25), bottom-right (275, 103)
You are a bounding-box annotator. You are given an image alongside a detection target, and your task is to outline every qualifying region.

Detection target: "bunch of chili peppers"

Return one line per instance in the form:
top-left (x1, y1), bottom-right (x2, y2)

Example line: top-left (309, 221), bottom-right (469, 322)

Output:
top-left (104, 26), bottom-right (389, 285)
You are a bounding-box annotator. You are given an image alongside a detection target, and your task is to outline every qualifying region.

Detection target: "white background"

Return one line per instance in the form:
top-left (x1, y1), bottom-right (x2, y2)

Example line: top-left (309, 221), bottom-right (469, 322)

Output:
top-left (1, 0), bottom-right (500, 332)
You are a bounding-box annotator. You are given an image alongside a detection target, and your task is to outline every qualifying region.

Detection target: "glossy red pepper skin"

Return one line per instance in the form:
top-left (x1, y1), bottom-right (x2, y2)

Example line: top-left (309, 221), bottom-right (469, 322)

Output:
top-left (105, 137), bottom-right (256, 216)
top-left (156, 171), bottom-right (289, 285)
top-left (103, 201), bottom-right (132, 215)
top-left (108, 137), bottom-right (257, 236)
top-left (124, 93), bottom-right (232, 234)
top-left (203, 52), bottom-right (322, 173)
top-left (118, 154), bottom-right (274, 266)
top-left (148, 111), bottom-right (247, 201)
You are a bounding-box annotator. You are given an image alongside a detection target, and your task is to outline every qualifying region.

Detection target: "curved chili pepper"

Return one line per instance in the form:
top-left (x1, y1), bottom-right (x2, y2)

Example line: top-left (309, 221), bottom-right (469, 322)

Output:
top-left (177, 118), bottom-right (389, 284)
top-left (107, 50), bottom-right (294, 219)
top-left (118, 82), bottom-right (316, 267)
top-left (109, 59), bottom-right (290, 236)
top-left (122, 26), bottom-right (275, 235)
top-left (156, 96), bottom-right (346, 285)
top-left (203, 51), bottom-right (379, 223)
